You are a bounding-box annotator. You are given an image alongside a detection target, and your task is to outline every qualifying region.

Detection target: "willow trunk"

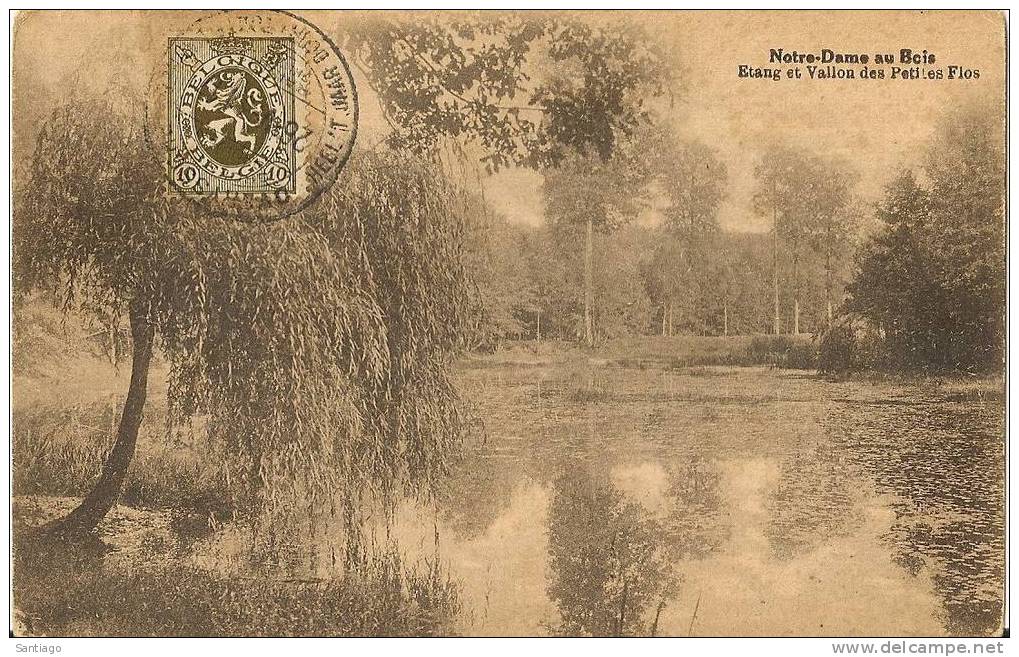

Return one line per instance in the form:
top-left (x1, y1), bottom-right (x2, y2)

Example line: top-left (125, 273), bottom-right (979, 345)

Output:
top-left (43, 303), bottom-right (153, 538)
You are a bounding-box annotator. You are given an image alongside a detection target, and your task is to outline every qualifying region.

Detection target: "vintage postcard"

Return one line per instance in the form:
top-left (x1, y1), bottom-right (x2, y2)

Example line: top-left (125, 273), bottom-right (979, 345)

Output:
top-left (9, 9), bottom-right (1006, 641)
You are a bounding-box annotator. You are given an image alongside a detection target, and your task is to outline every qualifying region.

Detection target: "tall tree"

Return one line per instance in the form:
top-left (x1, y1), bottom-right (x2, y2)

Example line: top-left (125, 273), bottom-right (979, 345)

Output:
top-left (924, 103), bottom-right (1005, 367)
top-left (846, 102), bottom-right (1004, 370)
top-left (752, 149), bottom-right (799, 334)
top-left (754, 146), bottom-right (854, 334)
top-left (627, 131), bottom-right (726, 337)
top-left (659, 139), bottom-right (726, 333)
top-left (808, 162), bottom-right (858, 323)
top-left (846, 171), bottom-right (942, 365)
top-left (543, 143), bottom-right (652, 345)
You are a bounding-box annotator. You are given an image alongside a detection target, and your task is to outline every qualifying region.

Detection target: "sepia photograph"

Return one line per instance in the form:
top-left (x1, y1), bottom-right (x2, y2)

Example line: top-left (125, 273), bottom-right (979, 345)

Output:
top-left (7, 8), bottom-right (1008, 643)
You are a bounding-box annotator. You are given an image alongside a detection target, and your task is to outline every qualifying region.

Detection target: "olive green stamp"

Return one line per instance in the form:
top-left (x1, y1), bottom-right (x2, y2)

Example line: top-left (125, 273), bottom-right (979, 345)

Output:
top-left (168, 36), bottom-right (297, 194)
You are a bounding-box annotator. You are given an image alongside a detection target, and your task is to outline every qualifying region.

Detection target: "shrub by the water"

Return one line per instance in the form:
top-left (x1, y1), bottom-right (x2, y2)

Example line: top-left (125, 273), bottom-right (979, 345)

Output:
top-left (742, 335), bottom-right (816, 369)
top-left (817, 321), bottom-right (856, 376)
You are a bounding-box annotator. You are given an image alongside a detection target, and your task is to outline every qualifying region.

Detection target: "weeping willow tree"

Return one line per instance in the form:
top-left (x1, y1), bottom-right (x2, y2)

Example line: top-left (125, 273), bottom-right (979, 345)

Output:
top-left (16, 93), bottom-right (477, 539)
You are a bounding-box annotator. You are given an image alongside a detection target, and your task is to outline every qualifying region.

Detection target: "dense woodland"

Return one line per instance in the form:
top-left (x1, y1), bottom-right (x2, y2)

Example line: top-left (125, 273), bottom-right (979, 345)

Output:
top-left (467, 102), bottom-right (1004, 375)
top-left (470, 215), bottom-right (848, 344)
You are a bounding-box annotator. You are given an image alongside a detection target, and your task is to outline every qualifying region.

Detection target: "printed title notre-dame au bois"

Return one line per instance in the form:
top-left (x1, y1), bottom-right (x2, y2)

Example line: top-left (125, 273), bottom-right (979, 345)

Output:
top-left (739, 48), bottom-right (980, 81)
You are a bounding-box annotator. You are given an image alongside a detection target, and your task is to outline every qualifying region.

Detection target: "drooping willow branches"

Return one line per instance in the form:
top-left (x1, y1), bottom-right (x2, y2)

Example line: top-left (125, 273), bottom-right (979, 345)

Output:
top-left (18, 93), bottom-right (479, 536)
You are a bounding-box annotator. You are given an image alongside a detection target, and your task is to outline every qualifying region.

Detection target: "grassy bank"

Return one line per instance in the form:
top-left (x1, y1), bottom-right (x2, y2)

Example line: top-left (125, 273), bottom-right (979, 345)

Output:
top-left (465, 334), bottom-right (818, 370)
top-left (14, 524), bottom-right (461, 637)
top-left (13, 492), bottom-right (462, 637)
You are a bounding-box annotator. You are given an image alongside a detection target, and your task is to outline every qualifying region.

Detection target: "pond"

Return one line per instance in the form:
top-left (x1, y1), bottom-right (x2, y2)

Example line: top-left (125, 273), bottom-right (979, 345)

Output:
top-left (401, 364), bottom-right (1003, 636)
top-left (14, 363), bottom-right (1004, 637)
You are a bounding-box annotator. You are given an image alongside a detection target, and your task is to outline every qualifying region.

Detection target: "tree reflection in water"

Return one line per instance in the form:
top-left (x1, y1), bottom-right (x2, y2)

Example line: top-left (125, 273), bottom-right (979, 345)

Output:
top-left (825, 396), bottom-right (1004, 636)
top-left (545, 465), bottom-right (677, 636)
top-left (663, 456), bottom-right (728, 560)
top-left (766, 439), bottom-right (856, 560)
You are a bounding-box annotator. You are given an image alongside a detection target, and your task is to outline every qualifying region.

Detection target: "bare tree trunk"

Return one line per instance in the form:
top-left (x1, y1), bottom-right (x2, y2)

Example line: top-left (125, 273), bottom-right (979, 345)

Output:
top-left (617, 578), bottom-right (629, 636)
top-left (792, 237), bottom-right (800, 335)
top-left (43, 301), bottom-right (153, 538)
top-left (536, 309), bottom-right (541, 342)
top-left (723, 303), bottom-right (728, 337)
top-left (584, 216), bottom-right (594, 347)
top-left (661, 302), bottom-right (668, 337)
top-left (772, 194), bottom-right (780, 335)
top-left (650, 599), bottom-right (667, 637)
top-left (825, 240), bottom-right (834, 323)
top-left (668, 302), bottom-right (674, 337)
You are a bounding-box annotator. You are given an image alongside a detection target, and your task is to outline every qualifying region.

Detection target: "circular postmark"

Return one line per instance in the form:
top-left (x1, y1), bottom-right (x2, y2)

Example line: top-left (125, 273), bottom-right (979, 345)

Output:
top-left (145, 10), bottom-right (357, 222)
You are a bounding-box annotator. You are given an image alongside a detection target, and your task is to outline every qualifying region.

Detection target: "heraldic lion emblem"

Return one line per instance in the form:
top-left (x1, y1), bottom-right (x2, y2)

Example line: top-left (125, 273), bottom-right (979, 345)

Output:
top-left (194, 68), bottom-right (271, 167)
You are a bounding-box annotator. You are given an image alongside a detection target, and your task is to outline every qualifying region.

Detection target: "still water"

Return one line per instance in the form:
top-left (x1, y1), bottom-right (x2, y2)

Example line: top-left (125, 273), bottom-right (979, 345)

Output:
top-left (386, 364), bottom-right (1004, 637)
top-left (21, 363), bottom-right (1001, 637)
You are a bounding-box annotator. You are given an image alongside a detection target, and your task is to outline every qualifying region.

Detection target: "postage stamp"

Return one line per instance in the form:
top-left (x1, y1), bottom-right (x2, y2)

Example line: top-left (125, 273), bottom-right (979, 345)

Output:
top-left (168, 36), bottom-right (297, 195)
top-left (152, 11), bottom-right (358, 221)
